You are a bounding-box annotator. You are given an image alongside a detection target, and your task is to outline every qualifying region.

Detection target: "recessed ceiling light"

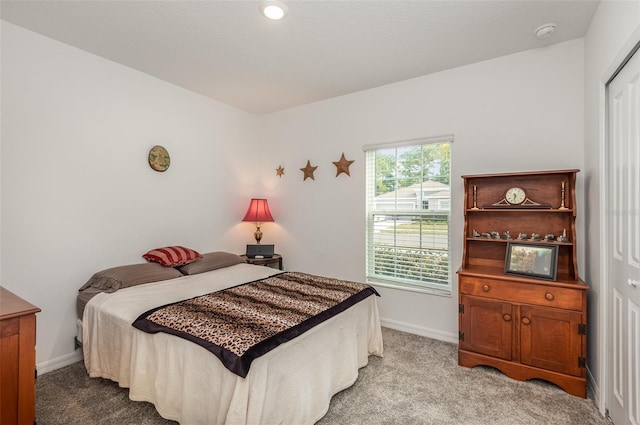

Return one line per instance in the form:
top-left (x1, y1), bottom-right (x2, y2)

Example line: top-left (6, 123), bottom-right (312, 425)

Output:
top-left (535, 23), bottom-right (557, 40)
top-left (260, 1), bottom-right (287, 20)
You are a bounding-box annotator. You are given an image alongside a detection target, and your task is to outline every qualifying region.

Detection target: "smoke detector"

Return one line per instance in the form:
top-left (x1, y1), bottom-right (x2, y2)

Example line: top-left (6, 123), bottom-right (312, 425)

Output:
top-left (535, 23), bottom-right (557, 40)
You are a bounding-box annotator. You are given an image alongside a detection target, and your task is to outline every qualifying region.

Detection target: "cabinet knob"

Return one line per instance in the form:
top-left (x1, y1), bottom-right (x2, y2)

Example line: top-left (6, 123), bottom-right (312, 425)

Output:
top-left (482, 284), bottom-right (490, 292)
top-left (522, 317), bottom-right (531, 325)
top-left (545, 292), bottom-right (555, 301)
top-left (503, 314), bottom-right (512, 322)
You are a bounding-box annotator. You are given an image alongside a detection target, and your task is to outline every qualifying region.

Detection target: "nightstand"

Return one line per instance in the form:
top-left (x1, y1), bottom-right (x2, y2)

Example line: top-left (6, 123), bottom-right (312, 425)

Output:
top-left (241, 254), bottom-right (283, 270)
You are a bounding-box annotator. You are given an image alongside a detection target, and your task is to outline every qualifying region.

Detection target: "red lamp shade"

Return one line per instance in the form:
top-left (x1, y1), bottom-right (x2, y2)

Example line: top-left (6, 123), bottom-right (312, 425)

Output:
top-left (242, 198), bottom-right (274, 223)
top-left (242, 199), bottom-right (274, 244)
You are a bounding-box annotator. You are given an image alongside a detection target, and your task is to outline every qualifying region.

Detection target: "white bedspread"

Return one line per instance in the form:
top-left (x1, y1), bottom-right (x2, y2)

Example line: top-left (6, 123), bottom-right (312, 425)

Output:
top-left (83, 263), bottom-right (383, 424)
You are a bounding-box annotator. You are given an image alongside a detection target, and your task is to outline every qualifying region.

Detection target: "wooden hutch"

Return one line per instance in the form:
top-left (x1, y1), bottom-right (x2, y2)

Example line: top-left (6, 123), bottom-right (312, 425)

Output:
top-left (457, 169), bottom-right (587, 398)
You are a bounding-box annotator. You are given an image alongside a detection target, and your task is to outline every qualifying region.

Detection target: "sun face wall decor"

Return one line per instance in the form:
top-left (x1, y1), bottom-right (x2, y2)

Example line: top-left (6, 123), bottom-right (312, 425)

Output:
top-left (148, 145), bottom-right (170, 172)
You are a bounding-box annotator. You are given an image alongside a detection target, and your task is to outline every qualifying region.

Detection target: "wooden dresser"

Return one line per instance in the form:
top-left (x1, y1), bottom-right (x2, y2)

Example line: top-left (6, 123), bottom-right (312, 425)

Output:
top-left (1, 287), bottom-right (40, 424)
top-left (457, 170), bottom-right (587, 398)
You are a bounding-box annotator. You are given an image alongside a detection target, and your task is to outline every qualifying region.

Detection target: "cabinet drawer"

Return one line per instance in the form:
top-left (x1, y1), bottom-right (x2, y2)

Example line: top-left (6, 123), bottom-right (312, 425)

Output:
top-left (459, 276), bottom-right (583, 311)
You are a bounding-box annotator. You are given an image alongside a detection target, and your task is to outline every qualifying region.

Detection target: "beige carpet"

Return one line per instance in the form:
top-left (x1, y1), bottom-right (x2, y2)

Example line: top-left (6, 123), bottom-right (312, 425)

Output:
top-left (36, 327), bottom-right (609, 424)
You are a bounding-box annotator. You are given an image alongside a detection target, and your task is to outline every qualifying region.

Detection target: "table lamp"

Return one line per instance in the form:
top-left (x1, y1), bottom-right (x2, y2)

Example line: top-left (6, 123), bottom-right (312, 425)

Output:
top-left (242, 198), bottom-right (274, 244)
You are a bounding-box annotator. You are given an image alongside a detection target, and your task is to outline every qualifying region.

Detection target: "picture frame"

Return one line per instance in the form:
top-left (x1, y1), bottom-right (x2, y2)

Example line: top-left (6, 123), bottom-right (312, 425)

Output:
top-left (504, 242), bottom-right (558, 281)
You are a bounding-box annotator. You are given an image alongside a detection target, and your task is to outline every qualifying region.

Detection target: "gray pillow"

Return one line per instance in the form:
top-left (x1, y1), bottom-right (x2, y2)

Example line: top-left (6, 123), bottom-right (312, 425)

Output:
top-left (177, 251), bottom-right (246, 275)
top-left (79, 262), bottom-right (184, 293)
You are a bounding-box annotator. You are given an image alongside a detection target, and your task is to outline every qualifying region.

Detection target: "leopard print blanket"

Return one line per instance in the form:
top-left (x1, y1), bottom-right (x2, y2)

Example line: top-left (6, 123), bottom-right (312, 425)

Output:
top-left (132, 272), bottom-right (378, 377)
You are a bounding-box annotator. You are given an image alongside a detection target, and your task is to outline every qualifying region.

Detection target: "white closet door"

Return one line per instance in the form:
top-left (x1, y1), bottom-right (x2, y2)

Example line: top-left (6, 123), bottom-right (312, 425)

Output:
top-left (607, 46), bottom-right (640, 425)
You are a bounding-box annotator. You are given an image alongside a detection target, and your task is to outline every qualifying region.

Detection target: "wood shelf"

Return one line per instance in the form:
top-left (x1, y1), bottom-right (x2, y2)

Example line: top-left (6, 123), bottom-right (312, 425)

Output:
top-left (467, 208), bottom-right (574, 213)
top-left (457, 265), bottom-right (584, 287)
top-left (458, 169), bottom-right (586, 398)
top-left (465, 238), bottom-right (573, 246)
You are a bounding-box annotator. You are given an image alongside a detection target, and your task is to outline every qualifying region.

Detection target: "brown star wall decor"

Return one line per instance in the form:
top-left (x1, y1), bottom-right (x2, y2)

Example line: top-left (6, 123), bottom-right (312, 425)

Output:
top-left (332, 152), bottom-right (354, 177)
top-left (300, 160), bottom-right (318, 181)
top-left (276, 165), bottom-right (285, 177)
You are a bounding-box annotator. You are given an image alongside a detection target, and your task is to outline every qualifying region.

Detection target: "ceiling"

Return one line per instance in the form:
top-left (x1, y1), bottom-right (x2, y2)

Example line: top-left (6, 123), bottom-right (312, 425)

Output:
top-left (0, 1), bottom-right (599, 115)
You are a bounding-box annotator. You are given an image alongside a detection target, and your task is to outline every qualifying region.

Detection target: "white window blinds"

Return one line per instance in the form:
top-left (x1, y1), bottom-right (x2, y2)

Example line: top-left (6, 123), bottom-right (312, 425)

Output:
top-left (364, 136), bottom-right (452, 294)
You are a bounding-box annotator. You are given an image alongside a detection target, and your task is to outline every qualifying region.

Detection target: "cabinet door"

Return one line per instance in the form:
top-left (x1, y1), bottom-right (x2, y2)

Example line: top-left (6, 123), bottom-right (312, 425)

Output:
top-left (460, 295), bottom-right (512, 360)
top-left (520, 305), bottom-right (583, 376)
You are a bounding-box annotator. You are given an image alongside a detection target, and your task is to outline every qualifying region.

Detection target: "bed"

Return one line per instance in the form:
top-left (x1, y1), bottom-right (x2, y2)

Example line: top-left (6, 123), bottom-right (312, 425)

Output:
top-left (78, 251), bottom-right (383, 425)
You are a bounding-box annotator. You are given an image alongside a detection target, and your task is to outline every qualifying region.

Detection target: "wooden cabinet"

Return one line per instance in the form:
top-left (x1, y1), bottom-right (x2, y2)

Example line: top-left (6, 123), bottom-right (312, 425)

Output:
top-left (1, 287), bottom-right (40, 424)
top-left (457, 170), bottom-right (587, 398)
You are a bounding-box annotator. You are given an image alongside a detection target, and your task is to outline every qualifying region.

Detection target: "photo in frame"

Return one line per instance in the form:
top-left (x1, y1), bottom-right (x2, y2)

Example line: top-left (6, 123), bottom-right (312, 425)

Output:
top-left (504, 242), bottom-right (558, 281)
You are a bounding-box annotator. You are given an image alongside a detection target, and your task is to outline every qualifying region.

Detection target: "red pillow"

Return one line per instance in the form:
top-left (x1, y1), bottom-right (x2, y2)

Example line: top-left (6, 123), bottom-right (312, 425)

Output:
top-left (143, 246), bottom-right (202, 267)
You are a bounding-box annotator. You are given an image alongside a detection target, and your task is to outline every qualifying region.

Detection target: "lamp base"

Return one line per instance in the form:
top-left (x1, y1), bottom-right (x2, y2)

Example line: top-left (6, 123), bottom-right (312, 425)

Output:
top-left (254, 225), bottom-right (263, 244)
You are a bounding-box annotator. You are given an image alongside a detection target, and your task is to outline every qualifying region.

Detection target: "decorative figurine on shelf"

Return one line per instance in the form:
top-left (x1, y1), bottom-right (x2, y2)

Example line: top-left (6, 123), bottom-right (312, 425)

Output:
top-left (473, 229), bottom-right (480, 237)
top-left (518, 233), bottom-right (528, 240)
top-left (557, 228), bottom-right (568, 242)
top-left (490, 231), bottom-right (500, 239)
top-left (502, 231), bottom-right (512, 240)
top-left (544, 234), bottom-right (556, 242)
top-left (481, 232), bottom-right (492, 238)
top-left (529, 233), bottom-right (541, 241)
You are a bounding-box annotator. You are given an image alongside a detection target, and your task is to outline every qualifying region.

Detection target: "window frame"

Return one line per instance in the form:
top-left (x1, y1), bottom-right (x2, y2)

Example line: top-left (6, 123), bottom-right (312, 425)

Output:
top-left (363, 135), bottom-right (453, 296)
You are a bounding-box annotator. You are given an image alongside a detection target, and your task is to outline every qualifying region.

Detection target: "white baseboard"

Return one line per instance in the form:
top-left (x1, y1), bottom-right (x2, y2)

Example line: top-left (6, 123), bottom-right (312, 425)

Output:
top-left (586, 365), bottom-right (606, 417)
top-left (380, 317), bottom-right (458, 344)
top-left (37, 350), bottom-right (83, 376)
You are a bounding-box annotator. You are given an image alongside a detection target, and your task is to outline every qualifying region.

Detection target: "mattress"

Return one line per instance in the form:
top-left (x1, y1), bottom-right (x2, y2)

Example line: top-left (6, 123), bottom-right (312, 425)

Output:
top-left (82, 263), bottom-right (383, 424)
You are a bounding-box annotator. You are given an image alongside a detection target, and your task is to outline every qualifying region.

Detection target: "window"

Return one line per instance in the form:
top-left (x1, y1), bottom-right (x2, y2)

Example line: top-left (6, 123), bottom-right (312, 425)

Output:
top-left (364, 136), bottom-right (452, 295)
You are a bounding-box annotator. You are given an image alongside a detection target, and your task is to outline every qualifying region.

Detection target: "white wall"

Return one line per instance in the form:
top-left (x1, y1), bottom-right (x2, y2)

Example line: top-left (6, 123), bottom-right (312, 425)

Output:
top-left (1, 21), bottom-right (588, 373)
top-left (583, 0), bottom-right (640, 411)
top-left (258, 39), bottom-right (585, 341)
top-left (0, 22), bottom-right (259, 370)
